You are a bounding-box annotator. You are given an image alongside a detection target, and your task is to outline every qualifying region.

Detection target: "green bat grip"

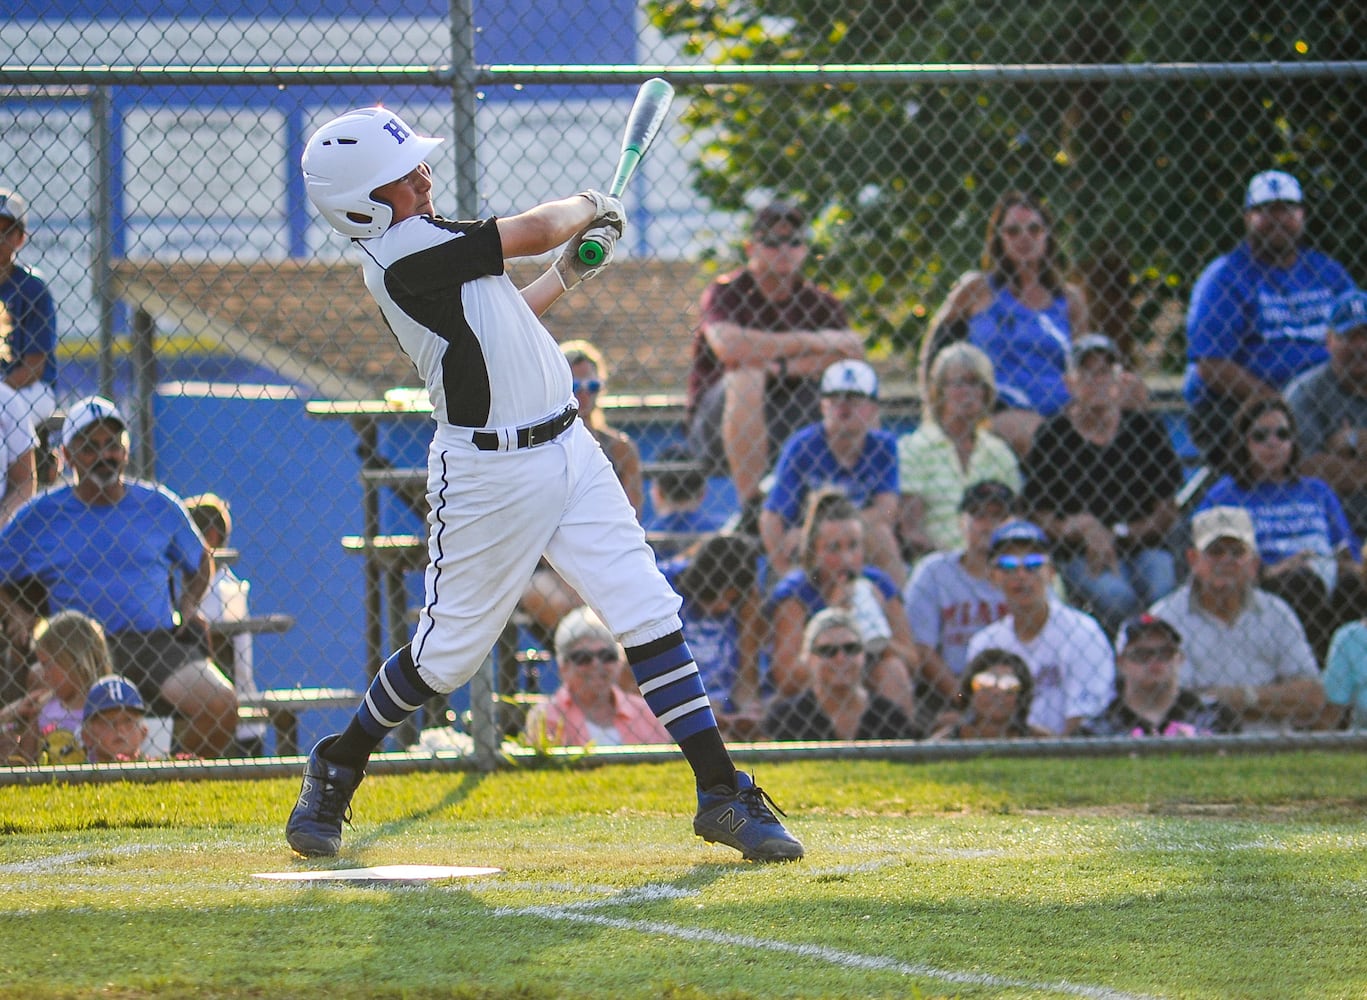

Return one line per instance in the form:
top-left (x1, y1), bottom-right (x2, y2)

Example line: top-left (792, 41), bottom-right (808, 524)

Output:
top-left (577, 148), bottom-right (643, 265)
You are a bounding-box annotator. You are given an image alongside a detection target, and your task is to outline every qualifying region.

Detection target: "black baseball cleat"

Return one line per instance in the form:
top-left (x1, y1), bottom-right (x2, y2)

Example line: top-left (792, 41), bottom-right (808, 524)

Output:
top-left (694, 771), bottom-right (804, 862)
top-left (285, 735), bottom-right (364, 858)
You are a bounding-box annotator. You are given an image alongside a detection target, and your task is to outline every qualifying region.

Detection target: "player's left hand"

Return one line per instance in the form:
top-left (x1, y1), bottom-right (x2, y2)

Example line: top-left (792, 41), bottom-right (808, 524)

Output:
top-left (553, 224), bottom-right (619, 290)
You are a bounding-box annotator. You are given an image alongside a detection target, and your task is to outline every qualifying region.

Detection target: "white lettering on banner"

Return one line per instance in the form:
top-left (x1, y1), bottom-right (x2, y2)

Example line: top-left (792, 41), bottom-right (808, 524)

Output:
top-left (1256, 287), bottom-right (1335, 343)
top-left (1247, 500), bottom-right (1335, 561)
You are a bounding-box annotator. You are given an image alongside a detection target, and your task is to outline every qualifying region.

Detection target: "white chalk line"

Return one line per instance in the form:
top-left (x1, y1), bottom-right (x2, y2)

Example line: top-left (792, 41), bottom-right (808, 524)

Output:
top-left (493, 892), bottom-right (1166, 1000)
top-left (0, 843), bottom-right (159, 876)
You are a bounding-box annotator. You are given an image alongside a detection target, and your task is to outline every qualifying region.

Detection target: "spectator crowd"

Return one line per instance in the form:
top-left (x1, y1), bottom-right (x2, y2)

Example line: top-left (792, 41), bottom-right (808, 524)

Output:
top-left (1, 166), bottom-right (1363, 765)
top-left (530, 173), bottom-right (1363, 748)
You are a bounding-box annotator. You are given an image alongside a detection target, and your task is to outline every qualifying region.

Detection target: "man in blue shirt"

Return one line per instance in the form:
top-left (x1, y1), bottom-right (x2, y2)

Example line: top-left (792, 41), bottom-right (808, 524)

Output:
top-left (1183, 170), bottom-right (1356, 473)
top-left (759, 359), bottom-right (903, 586)
top-left (0, 396), bottom-right (238, 757)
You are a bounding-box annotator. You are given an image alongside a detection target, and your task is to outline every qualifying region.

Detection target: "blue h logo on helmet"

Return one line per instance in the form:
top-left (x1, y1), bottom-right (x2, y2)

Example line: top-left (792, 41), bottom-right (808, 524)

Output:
top-left (382, 118), bottom-right (411, 143)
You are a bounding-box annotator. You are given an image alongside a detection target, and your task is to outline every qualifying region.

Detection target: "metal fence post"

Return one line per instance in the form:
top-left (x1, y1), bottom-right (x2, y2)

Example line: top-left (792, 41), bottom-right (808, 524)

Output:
top-left (130, 307), bottom-right (157, 479)
top-left (468, 649), bottom-right (500, 771)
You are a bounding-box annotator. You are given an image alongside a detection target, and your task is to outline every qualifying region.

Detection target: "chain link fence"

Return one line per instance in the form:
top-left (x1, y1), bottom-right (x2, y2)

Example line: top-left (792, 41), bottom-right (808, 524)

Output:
top-left (1, 2), bottom-right (1364, 774)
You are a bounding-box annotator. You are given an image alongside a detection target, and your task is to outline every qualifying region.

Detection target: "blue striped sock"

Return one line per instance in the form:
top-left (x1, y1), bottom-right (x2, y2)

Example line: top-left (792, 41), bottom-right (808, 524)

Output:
top-left (626, 632), bottom-right (717, 742)
top-left (354, 645), bottom-right (440, 741)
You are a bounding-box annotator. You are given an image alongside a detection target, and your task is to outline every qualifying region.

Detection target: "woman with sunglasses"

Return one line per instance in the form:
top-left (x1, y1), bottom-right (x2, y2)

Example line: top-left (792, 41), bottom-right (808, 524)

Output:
top-left (1197, 394), bottom-right (1365, 660)
top-left (918, 192), bottom-right (1088, 458)
top-left (929, 647), bottom-right (1045, 740)
top-left (762, 608), bottom-right (921, 741)
top-left (522, 606), bottom-right (670, 748)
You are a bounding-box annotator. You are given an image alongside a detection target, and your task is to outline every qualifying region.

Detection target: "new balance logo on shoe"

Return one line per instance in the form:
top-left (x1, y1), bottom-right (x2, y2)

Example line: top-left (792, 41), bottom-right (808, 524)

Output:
top-left (692, 772), bottom-right (804, 862)
top-left (714, 807), bottom-right (746, 835)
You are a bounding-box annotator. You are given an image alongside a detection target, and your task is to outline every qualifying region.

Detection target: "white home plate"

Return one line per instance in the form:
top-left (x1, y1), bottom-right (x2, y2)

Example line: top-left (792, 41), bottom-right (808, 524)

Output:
top-left (253, 864), bottom-right (500, 882)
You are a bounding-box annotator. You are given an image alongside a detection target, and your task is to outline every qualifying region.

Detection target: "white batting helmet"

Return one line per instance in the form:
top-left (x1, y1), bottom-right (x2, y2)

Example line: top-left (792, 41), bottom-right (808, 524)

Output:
top-left (302, 107), bottom-right (443, 239)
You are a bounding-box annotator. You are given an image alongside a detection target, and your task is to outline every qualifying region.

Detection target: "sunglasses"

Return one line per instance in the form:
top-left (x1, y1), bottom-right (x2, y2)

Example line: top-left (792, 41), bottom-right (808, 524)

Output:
top-left (811, 641), bottom-right (864, 659)
top-left (756, 234), bottom-right (804, 248)
top-left (564, 648), bottom-right (618, 667)
top-left (1000, 222), bottom-right (1045, 237)
top-left (821, 391), bottom-right (871, 403)
top-left (1249, 426), bottom-right (1292, 444)
top-left (994, 553), bottom-right (1048, 573)
top-left (1122, 645), bottom-right (1178, 664)
top-left (572, 379), bottom-right (603, 395)
top-left (970, 672), bottom-right (1022, 692)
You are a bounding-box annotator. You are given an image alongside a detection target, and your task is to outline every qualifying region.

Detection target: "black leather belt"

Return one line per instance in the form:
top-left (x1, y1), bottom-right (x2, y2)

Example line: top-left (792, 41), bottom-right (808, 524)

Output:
top-left (471, 405), bottom-right (577, 451)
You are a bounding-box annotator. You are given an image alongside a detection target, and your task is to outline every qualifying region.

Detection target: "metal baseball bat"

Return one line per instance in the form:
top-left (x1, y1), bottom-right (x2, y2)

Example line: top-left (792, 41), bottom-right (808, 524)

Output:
top-left (578, 77), bottom-right (676, 266)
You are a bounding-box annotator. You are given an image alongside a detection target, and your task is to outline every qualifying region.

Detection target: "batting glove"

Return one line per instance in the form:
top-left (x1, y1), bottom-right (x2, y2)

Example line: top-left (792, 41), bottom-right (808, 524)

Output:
top-left (578, 190), bottom-right (626, 235)
top-left (553, 224), bottom-right (619, 291)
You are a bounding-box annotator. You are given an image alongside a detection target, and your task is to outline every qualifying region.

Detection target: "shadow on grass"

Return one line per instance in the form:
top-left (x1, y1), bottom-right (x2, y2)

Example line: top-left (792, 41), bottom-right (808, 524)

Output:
top-left (312, 770), bottom-right (490, 860)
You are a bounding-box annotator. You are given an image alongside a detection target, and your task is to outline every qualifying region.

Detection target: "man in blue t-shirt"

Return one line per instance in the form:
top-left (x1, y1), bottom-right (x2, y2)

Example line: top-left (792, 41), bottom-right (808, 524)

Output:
top-left (759, 359), bottom-right (903, 586)
top-left (1183, 170), bottom-right (1356, 472)
top-left (0, 396), bottom-right (238, 756)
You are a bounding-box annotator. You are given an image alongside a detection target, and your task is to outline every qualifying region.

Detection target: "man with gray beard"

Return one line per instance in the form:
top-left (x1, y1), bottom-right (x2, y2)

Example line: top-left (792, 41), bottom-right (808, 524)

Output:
top-left (0, 395), bottom-right (238, 756)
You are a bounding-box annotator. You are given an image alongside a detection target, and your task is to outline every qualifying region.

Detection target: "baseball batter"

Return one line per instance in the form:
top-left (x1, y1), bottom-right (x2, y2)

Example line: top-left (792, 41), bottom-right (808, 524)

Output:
top-left (286, 107), bottom-right (802, 863)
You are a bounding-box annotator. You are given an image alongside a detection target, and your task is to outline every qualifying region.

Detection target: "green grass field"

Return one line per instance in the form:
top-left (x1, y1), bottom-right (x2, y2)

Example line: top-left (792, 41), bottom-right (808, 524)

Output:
top-left (2, 750), bottom-right (1365, 999)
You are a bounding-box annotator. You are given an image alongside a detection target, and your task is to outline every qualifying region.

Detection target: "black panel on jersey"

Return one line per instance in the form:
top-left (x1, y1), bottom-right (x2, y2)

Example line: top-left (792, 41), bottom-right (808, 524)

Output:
top-left (384, 217), bottom-right (505, 427)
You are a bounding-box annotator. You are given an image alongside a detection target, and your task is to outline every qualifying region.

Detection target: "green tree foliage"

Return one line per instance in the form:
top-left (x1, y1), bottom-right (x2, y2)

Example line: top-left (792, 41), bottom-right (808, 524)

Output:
top-left (647, 0), bottom-right (1366, 366)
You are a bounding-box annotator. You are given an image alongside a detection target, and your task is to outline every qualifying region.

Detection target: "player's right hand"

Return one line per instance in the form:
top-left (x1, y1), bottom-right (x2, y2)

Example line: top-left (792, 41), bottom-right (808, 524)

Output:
top-left (579, 190), bottom-right (626, 236)
top-left (553, 224), bottom-right (619, 291)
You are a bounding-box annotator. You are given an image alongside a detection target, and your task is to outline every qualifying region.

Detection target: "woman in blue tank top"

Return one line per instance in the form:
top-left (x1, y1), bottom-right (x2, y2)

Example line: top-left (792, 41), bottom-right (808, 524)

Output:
top-left (919, 191), bottom-right (1092, 457)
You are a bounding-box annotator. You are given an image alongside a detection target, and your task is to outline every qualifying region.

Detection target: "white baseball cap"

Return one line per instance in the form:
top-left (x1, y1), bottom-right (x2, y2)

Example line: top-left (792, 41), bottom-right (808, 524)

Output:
top-left (820, 359), bottom-right (878, 399)
top-left (61, 395), bottom-right (127, 451)
top-left (1244, 170), bottom-right (1303, 210)
top-left (1192, 506), bottom-right (1257, 553)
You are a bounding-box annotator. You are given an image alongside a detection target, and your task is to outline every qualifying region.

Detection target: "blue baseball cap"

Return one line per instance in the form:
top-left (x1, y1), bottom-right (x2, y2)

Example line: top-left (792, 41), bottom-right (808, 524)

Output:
top-left (83, 675), bottom-right (146, 722)
top-left (988, 519), bottom-right (1050, 555)
top-left (1329, 289), bottom-right (1367, 335)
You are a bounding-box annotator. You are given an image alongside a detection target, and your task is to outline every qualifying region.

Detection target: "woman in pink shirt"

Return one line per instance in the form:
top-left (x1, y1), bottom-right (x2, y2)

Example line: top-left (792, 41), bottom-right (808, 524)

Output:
top-left (523, 606), bottom-right (671, 748)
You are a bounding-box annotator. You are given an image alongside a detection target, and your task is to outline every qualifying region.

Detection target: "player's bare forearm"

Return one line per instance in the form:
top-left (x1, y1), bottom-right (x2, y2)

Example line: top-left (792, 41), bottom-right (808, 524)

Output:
top-left (497, 194), bottom-right (598, 260)
top-left (522, 268), bottom-right (571, 317)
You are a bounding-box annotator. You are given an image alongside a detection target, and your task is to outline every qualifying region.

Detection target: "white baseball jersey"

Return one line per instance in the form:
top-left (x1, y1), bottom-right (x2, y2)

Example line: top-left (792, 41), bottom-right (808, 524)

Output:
top-left (357, 215), bottom-right (573, 429)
